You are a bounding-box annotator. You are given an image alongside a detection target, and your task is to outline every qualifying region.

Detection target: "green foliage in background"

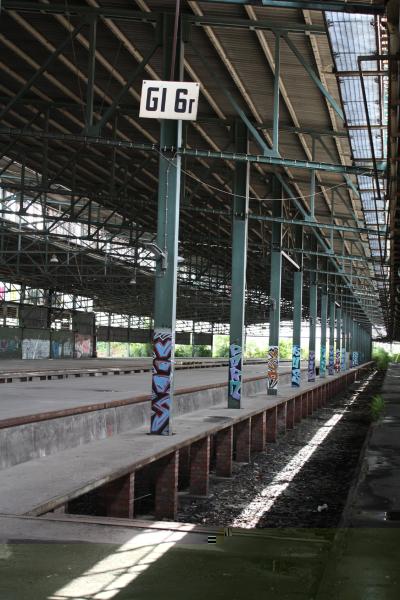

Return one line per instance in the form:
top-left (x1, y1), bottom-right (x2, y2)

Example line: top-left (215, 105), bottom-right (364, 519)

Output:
top-left (213, 335), bottom-right (295, 360)
top-left (370, 394), bottom-right (385, 421)
top-left (175, 345), bottom-right (212, 357)
top-left (129, 343), bottom-right (153, 357)
top-left (213, 335), bottom-right (229, 358)
top-left (373, 348), bottom-right (392, 370)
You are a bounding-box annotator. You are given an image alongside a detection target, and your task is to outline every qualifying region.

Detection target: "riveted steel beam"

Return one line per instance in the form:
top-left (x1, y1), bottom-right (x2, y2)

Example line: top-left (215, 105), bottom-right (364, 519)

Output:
top-left (197, 1), bottom-right (385, 13)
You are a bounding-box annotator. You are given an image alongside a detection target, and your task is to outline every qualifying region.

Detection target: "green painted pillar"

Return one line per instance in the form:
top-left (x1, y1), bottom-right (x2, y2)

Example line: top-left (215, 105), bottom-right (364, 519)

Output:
top-left (346, 314), bottom-right (351, 369)
top-left (291, 225), bottom-right (303, 387)
top-left (369, 325), bottom-right (373, 361)
top-left (267, 176), bottom-right (283, 395)
top-left (341, 311), bottom-right (347, 371)
top-left (351, 319), bottom-right (356, 367)
top-left (320, 291), bottom-right (328, 378)
top-left (354, 322), bottom-right (360, 367)
top-left (308, 244), bottom-right (317, 382)
top-left (348, 317), bottom-right (353, 368)
top-left (150, 14), bottom-right (182, 435)
top-left (335, 306), bottom-right (342, 372)
top-left (228, 120), bottom-right (249, 409)
top-left (328, 297), bottom-right (335, 375)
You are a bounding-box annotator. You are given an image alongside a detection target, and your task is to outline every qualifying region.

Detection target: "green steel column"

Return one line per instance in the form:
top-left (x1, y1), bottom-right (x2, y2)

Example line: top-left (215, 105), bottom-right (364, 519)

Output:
top-left (341, 311), bottom-right (347, 371)
top-left (355, 320), bottom-right (359, 366)
top-left (353, 319), bottom-right (357, 366)
top-left (308, 243), bottom-right (317, 382)
top-left (369, 325), bottom-right (372, 361)
top-left (267, 176), bottom-right (283, 395)
top-left (328, 297), bottom-right (335, 375)
top-left (361, 327), bottom-right (365, 364)
top-left (150, 14), bottom-right (182, 436)
top-left (320, 291), bottom-right (328, 378)
top-left (346, 314), bottom-right (351, 368)
top-left (228, 120), bottom-right (249, 409)
top-left (348, 317), bottom-right (353, 368)
top-left (291, 225), bottom-right (303, 387)
top-left (335, 305), bottom-right (342, 372)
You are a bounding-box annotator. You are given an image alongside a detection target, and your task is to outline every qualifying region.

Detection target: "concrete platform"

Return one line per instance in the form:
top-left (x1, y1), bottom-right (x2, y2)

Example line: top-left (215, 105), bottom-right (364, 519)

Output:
top-left (0, 356), bottom-right (268, 383)
top-left (0, 363), bottom-right (279, 424)
top-left (0, 363), bottom-right (305, 470)
top-left (0, 366), bottom-right (367, 517)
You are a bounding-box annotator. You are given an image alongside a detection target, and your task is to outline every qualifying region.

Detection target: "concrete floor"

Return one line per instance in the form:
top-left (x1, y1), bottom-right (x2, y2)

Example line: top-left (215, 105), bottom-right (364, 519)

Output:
top-left (0, 356), bottom-right (266, 375)
top-left (315, 364), bottom-right (400, 599)
top-left (0, 363), bottom-right (278, 422)
top-left (0, 517), bottom-right (331, 600)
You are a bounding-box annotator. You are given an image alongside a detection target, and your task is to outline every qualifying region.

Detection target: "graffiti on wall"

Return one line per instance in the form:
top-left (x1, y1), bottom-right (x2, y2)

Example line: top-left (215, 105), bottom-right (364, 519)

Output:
top-left (229, 344), bottom-right (242, 405)
top-left (341, 348), bottom-right (346, 371)
top-left (51, 338), bottom-right (74, 359)
top-left (151, 329), bottom-right (173, 435)
top-left (320, 345), bottom-right (326, 377)
top-left (291, 344), bottom-right (301, 387)
top-left (335, 349), bottom-right (341, 373)
top-left (308, 350), bottom-right (316, 382)
top-left (63, 339), bottom-right (73, 357)
top-left (22, 338), bottom-right (50, 359)
top-left (51, 341), bottom-right (61, 359)
top-left (328, 346), bottom-right (335, 375)
top-left (75, 334), bottom-right (92, 358)
top-left (267, 345), bottom-right (279, 390)
top-left (0, 336), bottom-right (20, 355)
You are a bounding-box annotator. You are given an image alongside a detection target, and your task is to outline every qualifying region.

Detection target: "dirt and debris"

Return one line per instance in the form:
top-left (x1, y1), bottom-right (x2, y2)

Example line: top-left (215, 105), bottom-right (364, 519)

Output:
top-left (177, 370), bottom-right (384, 529)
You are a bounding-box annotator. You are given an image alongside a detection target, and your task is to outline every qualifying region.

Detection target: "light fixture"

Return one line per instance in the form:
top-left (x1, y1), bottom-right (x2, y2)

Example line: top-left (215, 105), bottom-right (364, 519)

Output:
top-left (50, 254), bottom-right (59, 264)
top-left (129, 270), bottom-right (137, 285)
top-left (142, 242), bottom-right (168, 270)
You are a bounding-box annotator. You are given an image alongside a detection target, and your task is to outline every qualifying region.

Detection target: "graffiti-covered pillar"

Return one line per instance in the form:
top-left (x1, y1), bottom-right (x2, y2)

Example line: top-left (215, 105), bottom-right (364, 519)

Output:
top-left (291, 225), bottom-right (303, 388)
top-left (228, 119), bottom-right (249, 409)
top-left (335, 305), bottom-right (342, 372)
top-left (308, 243), bottom-right (318, 382)
top-left (150, 15), bottom-right (182, 435)
top-left (267, 176), bottom-right (283, 396)
top-left (320, 291), bottom-right (328, 378)
top-left (328, 296), bottom-right (335, 375)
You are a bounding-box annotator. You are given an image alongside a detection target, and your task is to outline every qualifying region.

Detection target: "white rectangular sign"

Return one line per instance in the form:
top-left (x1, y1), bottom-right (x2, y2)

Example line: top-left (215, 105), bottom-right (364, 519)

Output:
top-left (139, 80), bottom-right (200, 120)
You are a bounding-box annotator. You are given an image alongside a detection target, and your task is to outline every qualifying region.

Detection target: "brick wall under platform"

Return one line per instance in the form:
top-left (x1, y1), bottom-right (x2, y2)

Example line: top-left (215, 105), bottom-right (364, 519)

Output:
top-left (189, 436), bottom-right (210, 496)
top-left (97, 473), bottom-right (135, 518)
top-left (235, 419), bottom-right (251, 463)
top-left (251, 412), bottom-right (266, 453)
top-left (266, 406), bottom-right (278, 442)
top-left (216, 426), bottom-right (233, 477)
top-left (155, 450), bottom-right (179, 520)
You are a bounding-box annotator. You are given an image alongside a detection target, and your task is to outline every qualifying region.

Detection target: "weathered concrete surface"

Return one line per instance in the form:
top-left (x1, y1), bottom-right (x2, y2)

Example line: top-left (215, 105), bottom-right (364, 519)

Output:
top-left (0, 369), bottom-right (357, 517)
top-left (0, 356), bottom-right (268, 383)
top-left (315, 365), bottom-right (400, 600)
top-left (344, 364), bottom-right (400, 526)
top-left (0, 363), bottom-right (286, 423)
top-left (0, 520), bottom-right (331, 600)
top-left (0, 365), bottom-right (304, 469)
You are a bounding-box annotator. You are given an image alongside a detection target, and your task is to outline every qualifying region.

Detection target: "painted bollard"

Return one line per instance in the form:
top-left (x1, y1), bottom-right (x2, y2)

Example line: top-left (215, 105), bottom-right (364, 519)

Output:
top-left (151, 329), bottom-right (173, 435)
top-left (291, 344), bottom-right (301, 387)
top-left (229, 343), bottom-right (242, 408)
top-left (267, 345), bottom-right (279, 394)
